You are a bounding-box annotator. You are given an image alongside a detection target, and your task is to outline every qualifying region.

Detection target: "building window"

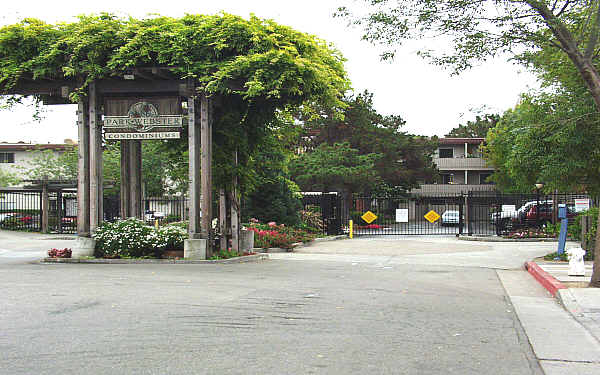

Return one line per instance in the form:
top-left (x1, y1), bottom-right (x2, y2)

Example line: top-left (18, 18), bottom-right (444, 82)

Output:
top-left (480, 173), bottom-right (493, 184)
top-left (0, 152), bottom-right (15, 163)
top-left (442, 174), bottom-right (454, 184)
top-left (438, 148), bottom-right (453, 158)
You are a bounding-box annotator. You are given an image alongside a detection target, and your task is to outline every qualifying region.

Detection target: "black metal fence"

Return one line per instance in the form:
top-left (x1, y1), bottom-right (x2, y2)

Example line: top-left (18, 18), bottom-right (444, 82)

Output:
top-left (144, 197), bottom-right (188, 224)
top-left (0, 190), bottom-right (42, 232)
top-left (349, 194), bottom-right (465, 235)
top-left (320, 192), bottom-right (596, 237)
top-left (469, 191), bottom-right (593, 236)
top-left (301, 193), bottom-right (344, 235)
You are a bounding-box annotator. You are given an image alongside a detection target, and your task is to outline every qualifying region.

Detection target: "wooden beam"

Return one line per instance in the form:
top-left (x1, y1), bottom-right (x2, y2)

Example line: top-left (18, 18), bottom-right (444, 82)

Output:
top-left (89, 81), bottom-right (101, 233)
top-left (188, 92), bottom-right (202, 238)
top-left (129, 140), bottom-right (142, 219)
top-left (77, 99), bottom-right (90, 236)
top-left (231, 150), bottom-right (240, 253)
top-left (41, 180), bottom-right (49, 233)
top-left (120, 141), bottom-right (131, 218)
top-left (201, 94), bottom-right (213, 256)
top-left (219, 188), bottom-right (227, 251)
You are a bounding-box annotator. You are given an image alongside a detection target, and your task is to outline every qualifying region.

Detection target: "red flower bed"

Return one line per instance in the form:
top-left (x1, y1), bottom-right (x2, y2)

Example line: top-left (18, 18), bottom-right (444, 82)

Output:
top-left (48, 248), bottom-right (72, 258)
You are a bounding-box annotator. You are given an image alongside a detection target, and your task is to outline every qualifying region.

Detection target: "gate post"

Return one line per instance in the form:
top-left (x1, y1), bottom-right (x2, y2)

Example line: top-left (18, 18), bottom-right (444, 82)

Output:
top-left (458, 194), bottom-right (464, 235)
top-left (465, 192), bottom-right (472, 236)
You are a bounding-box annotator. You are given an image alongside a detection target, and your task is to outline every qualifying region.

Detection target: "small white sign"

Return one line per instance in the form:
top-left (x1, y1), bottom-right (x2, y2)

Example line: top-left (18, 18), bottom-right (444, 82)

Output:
top-left (502, 205), bottom-right (516, 212)
top-left (396, 209), bottom-right (409, 223)
top-left (574, 199), bottom-right (590, 212)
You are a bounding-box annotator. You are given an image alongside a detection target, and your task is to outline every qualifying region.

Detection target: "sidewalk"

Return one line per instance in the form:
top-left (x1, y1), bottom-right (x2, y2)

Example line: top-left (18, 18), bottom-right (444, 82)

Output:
top-left (531, 261), bottom-right (600, 344)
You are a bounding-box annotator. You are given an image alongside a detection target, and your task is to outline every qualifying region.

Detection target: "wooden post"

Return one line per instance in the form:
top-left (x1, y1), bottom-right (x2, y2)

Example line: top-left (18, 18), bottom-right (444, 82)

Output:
top-left (120, 140), bottom-right (131, 218)
top-left (41, 178), bottom-right (49, 233)
top-left (129, 140), bottom-right (142, 219)
top-left (200, 94), bottom-right (213, 256)
top-left (77, 99), bottom-right (90, 236)
top-left (219, 188), bottom-right (227, 251)
top-left (89, 81), bottom-right (102, 233)
top-left (188, 92), bottom-right (202, 238)
top-left (231, 150), bottom-right (240, 253)
top-left (57, 190), bottom-right (63, 234)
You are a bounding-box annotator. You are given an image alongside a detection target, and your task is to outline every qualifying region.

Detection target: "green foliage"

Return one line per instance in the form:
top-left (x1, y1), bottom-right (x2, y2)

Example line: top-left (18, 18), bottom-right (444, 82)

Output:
top-left (244, 176), bottom-right (302, 226)
top-left (445, 114), bottom-right (499, 138)
top-left (0, 14), bottom-right (348, 104)
top-left (336, 1), bottom-right (597, 74)
top-left (298, 210), bottom-right (323, 233)
top-left (23, 147), bottom-right (78, 181)
top-left (578, 208), bottom-right (598, 255)
top-left (157, 224), bottom-right (188, 250)
top-left (295, 91), bottom-right (437, 194)
top-left (0, 168), bottom-right (20, 187)
top-left (290, 142), bottom-right (382, 193)
top-left (483, 92), bottom-right (600, 194)
top-left (92, 218), bottom-right (167, 258)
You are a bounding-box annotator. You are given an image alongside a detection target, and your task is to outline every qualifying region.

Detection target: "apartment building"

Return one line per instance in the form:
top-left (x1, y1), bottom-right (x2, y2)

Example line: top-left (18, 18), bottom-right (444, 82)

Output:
top-left (412, 137), bottom-right (496, 194)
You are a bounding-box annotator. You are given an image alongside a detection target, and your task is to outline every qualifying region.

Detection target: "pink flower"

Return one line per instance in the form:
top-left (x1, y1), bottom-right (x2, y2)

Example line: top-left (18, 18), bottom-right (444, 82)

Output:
top-left (268, 222), bottom-right (277, 227)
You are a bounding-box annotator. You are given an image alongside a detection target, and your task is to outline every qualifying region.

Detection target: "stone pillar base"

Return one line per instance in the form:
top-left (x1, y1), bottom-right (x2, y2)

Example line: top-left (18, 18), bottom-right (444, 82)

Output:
top-left (241, 229), bottom-right (254, 253)
top-left (73, 237), bottom-right (96, 258)
top-left (184, 239), bottom-right (207, 260)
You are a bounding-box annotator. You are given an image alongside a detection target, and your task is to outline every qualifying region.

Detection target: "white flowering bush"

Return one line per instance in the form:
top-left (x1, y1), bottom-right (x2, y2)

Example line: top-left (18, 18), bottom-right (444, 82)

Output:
top-left (93, 218), bottom-right (167, 258)
top-left (158, 224), bottom-right (188, 250)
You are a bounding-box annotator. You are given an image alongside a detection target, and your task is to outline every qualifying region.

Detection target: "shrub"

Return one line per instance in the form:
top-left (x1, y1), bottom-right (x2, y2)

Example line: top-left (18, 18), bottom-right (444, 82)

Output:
top-left (244, 176), bottom-right (302, 226)
top-left (299, 210), bottom-right (323, 233)
top-left (246, 221), bottom-right (316, 249)
top-left (93, 218), bottom-right (167, 258)
top-left (158, 225), bottom-right (188, 250)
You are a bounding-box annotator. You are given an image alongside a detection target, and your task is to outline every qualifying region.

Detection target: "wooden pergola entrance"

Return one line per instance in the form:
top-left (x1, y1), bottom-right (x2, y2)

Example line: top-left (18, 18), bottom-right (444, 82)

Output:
top-left (2, 68), bottom-right (234, 258)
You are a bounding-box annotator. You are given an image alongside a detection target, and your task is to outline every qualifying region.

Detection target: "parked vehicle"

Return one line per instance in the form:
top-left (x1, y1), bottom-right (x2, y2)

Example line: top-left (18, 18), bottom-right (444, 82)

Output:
top-left (492, 201), bottom-right (553, 234)
top-left (525, 204), bottom-right (576, 223)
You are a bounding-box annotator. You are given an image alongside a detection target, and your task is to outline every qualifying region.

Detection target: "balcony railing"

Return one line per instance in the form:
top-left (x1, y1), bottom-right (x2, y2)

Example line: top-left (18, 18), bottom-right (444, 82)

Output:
top-left (434, 157), bottom-right (492, 170)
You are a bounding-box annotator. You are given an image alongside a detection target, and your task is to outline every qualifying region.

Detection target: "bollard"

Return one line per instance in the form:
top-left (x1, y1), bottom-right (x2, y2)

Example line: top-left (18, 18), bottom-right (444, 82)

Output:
top-left (155, 219), bottom-right (159, 230)
top-left (349, 220), bottom-right (353, 239)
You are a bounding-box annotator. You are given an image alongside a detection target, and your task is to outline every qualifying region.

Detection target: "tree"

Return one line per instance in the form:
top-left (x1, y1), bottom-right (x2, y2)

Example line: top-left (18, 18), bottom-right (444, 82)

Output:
top-left (22, 147), bottom-right (78, 181)
top-left (446, 114), bottom-right (500, 138)
top-left (484, 92), bottom-right (600, 193)
top-left (290, 142), bottom-right (382, 194)
top-left (298, 91), bottom-right (437, 194)
top-left (0, 168), bottom-right (19, 187)
top-left (337, 0), bottom-right (600, 287)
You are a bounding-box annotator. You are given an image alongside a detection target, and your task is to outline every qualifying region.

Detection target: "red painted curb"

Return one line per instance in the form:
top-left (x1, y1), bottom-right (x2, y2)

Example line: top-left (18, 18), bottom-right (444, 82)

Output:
top-left (525, 261), bottom-right (567, 297)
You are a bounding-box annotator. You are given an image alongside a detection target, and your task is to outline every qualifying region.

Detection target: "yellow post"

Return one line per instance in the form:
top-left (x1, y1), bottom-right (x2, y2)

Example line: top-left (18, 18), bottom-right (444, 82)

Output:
top-left (349, 220), bottom-right (353, 239)
top-left (155, 219), bottom-right (159, 230)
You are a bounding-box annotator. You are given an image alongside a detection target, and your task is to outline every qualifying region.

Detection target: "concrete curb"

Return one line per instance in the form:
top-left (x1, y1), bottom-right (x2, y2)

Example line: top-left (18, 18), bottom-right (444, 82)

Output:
top-left (41, 253), bottom-right (269, 264)
top-left (525, 261), bottom-right (567, 296)
top-left (459, 235), bottom-right (558, 242)
top-left (556, 288), bottom-right (584, 317)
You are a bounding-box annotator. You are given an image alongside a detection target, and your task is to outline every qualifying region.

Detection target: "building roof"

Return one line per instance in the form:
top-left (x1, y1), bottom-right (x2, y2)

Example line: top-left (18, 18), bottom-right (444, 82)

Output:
top-left (0, 143), bottom-right (73, 151)
top-left (439, 138), bottom-right (485, 145)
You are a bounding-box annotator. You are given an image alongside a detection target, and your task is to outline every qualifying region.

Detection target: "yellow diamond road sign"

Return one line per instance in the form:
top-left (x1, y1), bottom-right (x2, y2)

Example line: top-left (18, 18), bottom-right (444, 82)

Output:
top-left (424, 210), bottom-right (441, 224)
top-left (361, 211), bottom-right (378, 224)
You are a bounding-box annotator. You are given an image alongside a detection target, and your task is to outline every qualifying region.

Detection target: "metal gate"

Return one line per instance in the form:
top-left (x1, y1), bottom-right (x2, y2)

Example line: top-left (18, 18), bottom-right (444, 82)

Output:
top-left (350, 195), bottom-right (465, 235)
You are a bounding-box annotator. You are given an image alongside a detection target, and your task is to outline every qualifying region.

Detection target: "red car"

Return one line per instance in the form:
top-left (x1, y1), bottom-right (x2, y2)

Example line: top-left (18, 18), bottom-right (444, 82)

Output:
top-left (525, 204), bottom-right (576, 222)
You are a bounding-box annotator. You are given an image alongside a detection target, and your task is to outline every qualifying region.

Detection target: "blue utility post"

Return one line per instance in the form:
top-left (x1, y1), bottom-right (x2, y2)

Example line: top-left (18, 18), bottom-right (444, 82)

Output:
top-left (557, 204), bottom-right (568, 257)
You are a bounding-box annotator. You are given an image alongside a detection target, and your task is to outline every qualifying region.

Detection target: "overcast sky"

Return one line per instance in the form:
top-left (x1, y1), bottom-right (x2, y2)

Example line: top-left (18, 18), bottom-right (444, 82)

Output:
top-left (1, 0), bottom-right (538, 144)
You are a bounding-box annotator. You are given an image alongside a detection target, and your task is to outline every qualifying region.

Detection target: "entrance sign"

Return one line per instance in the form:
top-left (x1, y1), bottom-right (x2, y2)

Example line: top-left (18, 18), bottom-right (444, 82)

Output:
top-left (574, 199), bottom-right (590, 212)
top-left (105, 132), bottom-right (181, 140)
top-left (424, 210), bottom-right (441, 223)
top-left (104, 101), bottom-right (184, 140)
top-left (361, 211), bottom-right (378, 224)
top-left (396, 209), bottom-right (408, 223)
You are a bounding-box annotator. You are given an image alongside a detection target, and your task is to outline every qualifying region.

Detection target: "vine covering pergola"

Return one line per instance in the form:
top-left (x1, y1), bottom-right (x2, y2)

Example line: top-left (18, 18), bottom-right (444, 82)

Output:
top-left (0, 13), bottom-right (348, 258)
